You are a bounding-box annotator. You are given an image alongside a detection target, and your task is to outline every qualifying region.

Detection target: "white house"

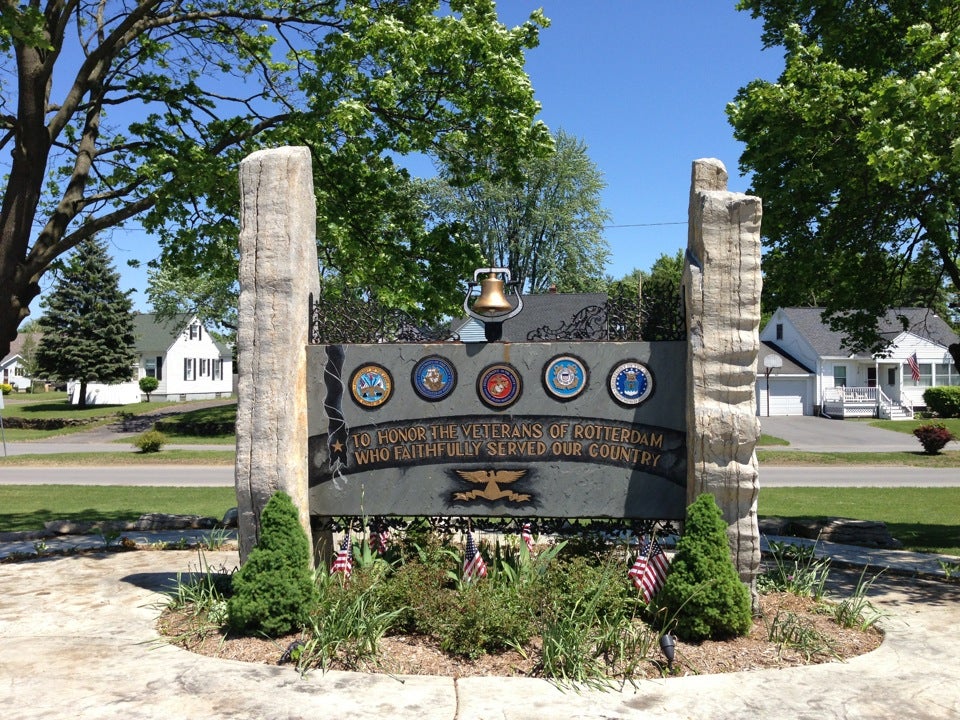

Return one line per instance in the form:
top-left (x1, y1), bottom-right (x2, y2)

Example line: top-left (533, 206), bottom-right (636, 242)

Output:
top-left (0, 333), bottom-right (36, 391)
top-left (130, 313), bottom-right (233, 402)
top-left (66, 313), bottom-right (233, 405)
top-left (758, 307), bottom-right (959, 419)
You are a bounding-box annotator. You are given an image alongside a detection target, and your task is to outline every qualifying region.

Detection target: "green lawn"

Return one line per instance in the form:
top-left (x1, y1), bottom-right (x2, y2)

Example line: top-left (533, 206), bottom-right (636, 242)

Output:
top-left (2, 484), bottom-right (956, 557)
top-left (757, 449), bottom-right (960, 467)
top-left (0, 485), bottom-right (237, 532)
top-left (759, 486), bottom-right (960, 555)
top-left (870, 417), bottom-right (960, 435)
top-left (0, 450), bottom-right (235, 466)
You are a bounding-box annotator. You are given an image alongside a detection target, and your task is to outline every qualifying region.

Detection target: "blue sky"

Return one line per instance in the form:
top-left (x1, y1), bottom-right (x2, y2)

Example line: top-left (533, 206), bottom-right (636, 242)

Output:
top-left (94, 2), bottom-right (784, 311)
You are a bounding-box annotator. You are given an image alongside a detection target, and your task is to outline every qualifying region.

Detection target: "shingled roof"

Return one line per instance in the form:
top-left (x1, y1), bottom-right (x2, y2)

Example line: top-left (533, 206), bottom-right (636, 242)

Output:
top-left (132, 313), bottom-right (231, 355)
top-left (454, 292), bottom-right (608, 342)
top-left (778, 307), bottom-right (959, 358)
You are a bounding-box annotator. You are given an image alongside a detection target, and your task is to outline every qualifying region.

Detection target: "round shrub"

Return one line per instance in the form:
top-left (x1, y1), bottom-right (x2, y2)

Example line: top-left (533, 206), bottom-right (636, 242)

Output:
top-left (651, 494), bottom-right (752, 642)
top-left (228, 491), bottom-right (318, 636)
top-left (133, 429), bottom-right (166, 453)
top-left (913, 423), bottom-right (956, 455)
top-left (0, 383), bottom-right (12, 395)
top-left (138, 376), bottom-right (159, 400)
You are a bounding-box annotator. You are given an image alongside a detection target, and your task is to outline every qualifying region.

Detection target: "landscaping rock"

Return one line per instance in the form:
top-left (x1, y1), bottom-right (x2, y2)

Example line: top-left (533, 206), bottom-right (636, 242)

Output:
top-left (789, 517), bottom-right (903, 549)
top-left (133, 513), bottom-right (218, 531)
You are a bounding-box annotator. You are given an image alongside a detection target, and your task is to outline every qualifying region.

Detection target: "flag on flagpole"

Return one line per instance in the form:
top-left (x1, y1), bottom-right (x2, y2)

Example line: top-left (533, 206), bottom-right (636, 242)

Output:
top-left (628, 537), bottom-right (670, 603)
top-left (463, 531), bottom-right (487, 582)
top-left (908, 353), bottom-right (922, 382)
top-left (331, 533), bottom-right (352, 577)
top-left (521, 523), bottom-right (535, 553)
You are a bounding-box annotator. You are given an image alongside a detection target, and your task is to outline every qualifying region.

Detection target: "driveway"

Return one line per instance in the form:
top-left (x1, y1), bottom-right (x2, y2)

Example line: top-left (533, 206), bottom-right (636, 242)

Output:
top-left (759, 415), bottom-right (958, 453)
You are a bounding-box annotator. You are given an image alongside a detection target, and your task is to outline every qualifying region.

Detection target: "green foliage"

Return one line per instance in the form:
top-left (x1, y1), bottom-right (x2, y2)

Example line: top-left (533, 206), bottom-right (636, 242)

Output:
top-left (0, 383), bottom-right (11, 395)
top-left (758, 540), bottom-right (830, 600)
top-left (1, 0), bottom-right (554, 359)
top-left (730, 1), bottom-right (960, 354)
top-left (767, 610), bottom-right (837, 661)
top-left (652, 494), bottom-right (753, 642)
top-left (34, 238), bottom-right (137, 407)
top-left (913, 422), bottom-right (956, 455)
top-left (133, 430), bottom-right (167, 453)
top-left (228, 492), bottom-right (318, 636)
top-left (923, 386), bottom-right (960, 418)
top-left (829, 568), bottom-right (885, 631)
top-left (422, 129), bottom-right (610, 294)
top-left (138, 376), bottom-right (160, 400)
top-left (613, 251), bottom-right (686, 341)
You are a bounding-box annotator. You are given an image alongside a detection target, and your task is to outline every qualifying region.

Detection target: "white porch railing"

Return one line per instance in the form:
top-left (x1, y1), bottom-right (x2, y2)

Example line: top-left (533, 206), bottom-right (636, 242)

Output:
top-left (821, 387), bottom-right (913, 420)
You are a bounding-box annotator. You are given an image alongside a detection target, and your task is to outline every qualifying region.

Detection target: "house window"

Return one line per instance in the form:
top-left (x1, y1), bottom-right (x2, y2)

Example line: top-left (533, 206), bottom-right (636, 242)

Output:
top-left (775, 323), bottom-right (783, 340)
top-left (144, 358), bottom-right (157, 379)
top-left (212, 359), bottom-right (221, 381)
top-left (189, 323), bottom-right (202, 341)
top-left (936, 363), bottom-right (960, 386)
top-left (199, 359), bottom-right (209, 377)
top-left (184, 358), bottom-right (196, 381)
top-left (833, 366), bottom-right (846, 387)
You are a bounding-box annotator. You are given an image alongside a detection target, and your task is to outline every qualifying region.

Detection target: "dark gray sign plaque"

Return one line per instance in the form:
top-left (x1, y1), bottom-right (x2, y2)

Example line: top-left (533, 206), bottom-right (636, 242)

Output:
top-left (307, 341), bottom-right (686, 519)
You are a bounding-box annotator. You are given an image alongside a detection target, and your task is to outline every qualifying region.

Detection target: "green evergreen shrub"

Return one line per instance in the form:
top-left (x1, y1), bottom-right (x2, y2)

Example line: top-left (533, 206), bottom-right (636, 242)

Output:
top-left (228, 491), bottom-right (318, 636)
top-left (651, 494), bottom-right (752, 642)
top-left (0, 383), bottom-right (12, 395)
top-left (132, 429), bottom-right (166, 453)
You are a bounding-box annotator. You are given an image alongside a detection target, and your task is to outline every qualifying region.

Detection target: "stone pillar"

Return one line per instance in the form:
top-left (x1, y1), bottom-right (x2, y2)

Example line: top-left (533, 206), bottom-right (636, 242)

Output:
top-left (683, 158), bottom-right (763, 585)
top-left (235, 147), bottom-right (320, 564)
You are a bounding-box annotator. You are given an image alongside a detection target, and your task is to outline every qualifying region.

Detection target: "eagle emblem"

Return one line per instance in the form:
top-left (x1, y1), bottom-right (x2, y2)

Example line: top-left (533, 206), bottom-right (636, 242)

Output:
top-left (453, 469), bottom-right (531, 503)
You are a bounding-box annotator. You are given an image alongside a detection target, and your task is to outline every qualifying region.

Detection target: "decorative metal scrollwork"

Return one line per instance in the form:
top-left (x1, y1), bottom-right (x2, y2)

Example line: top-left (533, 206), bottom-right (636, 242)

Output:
top-left (526, 288), bottom-right (646, 342)
top-left (309, 293), bottom-right (458, 344)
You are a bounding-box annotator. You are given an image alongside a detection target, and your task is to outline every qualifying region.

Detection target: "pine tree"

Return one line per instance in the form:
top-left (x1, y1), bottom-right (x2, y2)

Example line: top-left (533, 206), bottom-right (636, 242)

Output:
top-left (35, 238), bottom-right (136, 408)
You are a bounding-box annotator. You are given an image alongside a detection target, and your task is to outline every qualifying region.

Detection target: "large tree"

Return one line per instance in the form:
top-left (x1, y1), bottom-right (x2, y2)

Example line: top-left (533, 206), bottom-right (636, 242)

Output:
top-left (421, 129), bottom-right (610, 293)
top-left (35, 237), bottom-right (136, 407)
top-left (0, 0), bottom-right (552, 359)
top-left (729, 0), bottom-right (960, 363)
top-left (610, 251), bottom-right (685, 341)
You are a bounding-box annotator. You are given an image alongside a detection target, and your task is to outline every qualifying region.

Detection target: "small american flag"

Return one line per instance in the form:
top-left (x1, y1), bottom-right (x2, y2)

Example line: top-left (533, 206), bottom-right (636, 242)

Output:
top-left (331, 533), bottom-right (352, 577)
top-left (463, 531), bottom-right (487, 582)
top-left (908, 353), bottom-right (922, 382)
top-left (628, 537), bottom-right (670, 603)
top-left (521, 523), bottom-right (535, 553)
top-left (369, 523), bottom-right (389, 554)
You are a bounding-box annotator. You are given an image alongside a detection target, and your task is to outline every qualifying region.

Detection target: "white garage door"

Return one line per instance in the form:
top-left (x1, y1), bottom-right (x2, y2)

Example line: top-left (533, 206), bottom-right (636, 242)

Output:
top-left (757, 378), bottom-right (806, 416)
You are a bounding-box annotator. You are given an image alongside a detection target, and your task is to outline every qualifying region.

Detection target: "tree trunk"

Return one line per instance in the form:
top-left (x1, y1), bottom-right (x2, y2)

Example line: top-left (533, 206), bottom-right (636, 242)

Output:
top-left (77, 380), bottom-right (88, 409)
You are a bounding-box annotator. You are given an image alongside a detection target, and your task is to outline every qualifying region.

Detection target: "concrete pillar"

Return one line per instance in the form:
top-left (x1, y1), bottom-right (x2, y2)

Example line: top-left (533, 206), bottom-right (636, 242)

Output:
top-left (683, 158), bottom-right (763, 585)
top-left (235, 147), bottom-right (320, 563)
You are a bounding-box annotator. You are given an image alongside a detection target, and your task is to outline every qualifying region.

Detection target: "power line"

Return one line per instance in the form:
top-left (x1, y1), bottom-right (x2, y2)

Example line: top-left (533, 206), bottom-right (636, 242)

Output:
top-left (602, 222), bottom-right (687, 228)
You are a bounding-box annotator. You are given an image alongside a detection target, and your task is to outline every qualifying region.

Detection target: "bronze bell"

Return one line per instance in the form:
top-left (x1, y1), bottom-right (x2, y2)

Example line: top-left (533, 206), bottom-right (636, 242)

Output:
top-left (471, 273), bottom-right (514, 315)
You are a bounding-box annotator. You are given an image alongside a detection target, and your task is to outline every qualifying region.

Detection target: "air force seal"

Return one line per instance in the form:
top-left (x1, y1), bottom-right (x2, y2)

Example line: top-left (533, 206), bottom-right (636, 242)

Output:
top-left (608, 361), bottom-right (653, 406)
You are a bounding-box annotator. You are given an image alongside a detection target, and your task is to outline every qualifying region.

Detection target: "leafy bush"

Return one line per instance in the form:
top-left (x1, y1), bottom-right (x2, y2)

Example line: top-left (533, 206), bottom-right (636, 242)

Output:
top-left (651, 494), bottom-right (752, 642)
top-left (228, 491), bottom-right (319, 636)
top-left (0, 383), bottom-right (12, 395)
top-left (138, 376), bottom-right (159, 400)
top-left (923, 387), bottom-right (960, 418)
top-left (133, 429), bottom-right (167, 453)
top-left (913, 423), bottom-right (956, 455)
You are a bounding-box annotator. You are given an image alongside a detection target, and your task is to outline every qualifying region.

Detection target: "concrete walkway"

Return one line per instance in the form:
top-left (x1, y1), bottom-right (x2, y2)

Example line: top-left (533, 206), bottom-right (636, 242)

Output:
top-left (1, 539), bottom-right (958, 720)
